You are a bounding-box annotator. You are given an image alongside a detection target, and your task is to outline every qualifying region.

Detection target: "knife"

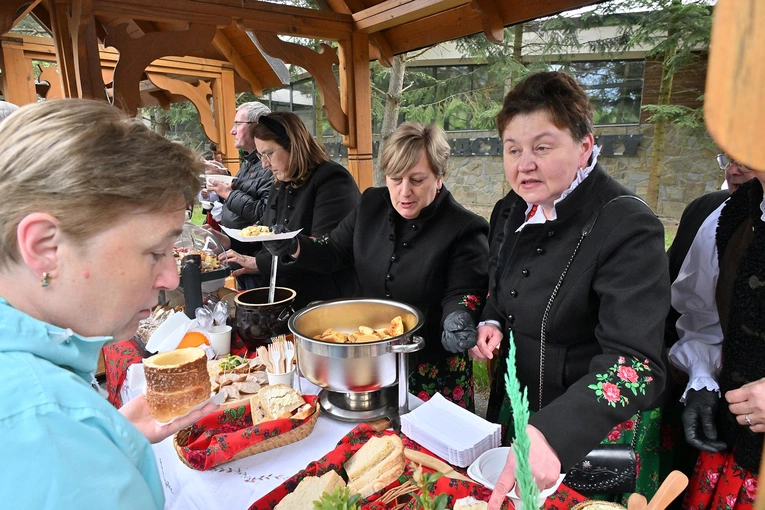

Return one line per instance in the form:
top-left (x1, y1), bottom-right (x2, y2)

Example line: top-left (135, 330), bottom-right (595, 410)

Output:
top-left (404, 448), bottom-right (472, 482)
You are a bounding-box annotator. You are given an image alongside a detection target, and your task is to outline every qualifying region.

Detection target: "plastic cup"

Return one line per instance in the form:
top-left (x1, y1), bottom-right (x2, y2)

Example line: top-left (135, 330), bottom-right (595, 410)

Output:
top-left (208, 325), bottom-right (232, 355)
top-left (266, 368), bottom-right (295, 388)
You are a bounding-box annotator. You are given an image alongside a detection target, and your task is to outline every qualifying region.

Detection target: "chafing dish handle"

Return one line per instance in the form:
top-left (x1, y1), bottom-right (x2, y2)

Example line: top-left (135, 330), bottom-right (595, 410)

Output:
top-left (391, 335), bottom-right (425, 417)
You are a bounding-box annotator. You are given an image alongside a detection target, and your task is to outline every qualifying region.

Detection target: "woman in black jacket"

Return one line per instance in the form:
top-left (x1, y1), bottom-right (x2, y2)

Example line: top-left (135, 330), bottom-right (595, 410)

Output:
top-left (472, 72), bottom-right (669, 509)
top-left (263, 122), bottom-right (489, 410)
top-left (223, 112), bottom-right (360, 309)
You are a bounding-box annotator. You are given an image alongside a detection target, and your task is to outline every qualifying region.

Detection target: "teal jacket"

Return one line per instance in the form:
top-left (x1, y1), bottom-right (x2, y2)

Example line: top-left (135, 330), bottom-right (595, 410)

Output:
top-left (0, 299), bottom-right (163, 509)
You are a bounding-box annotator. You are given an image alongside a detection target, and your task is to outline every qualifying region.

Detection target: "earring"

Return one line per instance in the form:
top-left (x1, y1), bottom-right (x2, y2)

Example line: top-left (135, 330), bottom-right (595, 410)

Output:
top-left (41, 272), bottom-right (52, 288)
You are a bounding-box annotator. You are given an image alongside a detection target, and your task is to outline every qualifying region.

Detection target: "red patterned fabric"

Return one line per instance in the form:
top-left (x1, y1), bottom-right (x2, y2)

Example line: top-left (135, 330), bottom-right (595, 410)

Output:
top-left (683, 451), bottom-right (757, 510)
top-left (176, 395), bottom-right (319, 471)
top-left (103, 339), bottom-right (144, 408)
top-left (248, 424), bottom-right (588, 510)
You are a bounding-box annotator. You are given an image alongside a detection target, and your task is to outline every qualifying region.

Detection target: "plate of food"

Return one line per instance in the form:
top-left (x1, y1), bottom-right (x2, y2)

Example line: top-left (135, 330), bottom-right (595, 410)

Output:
top-left (221, 225), bottom-right (303, 243)
top-left (201, 174), bottom-right (235, 187)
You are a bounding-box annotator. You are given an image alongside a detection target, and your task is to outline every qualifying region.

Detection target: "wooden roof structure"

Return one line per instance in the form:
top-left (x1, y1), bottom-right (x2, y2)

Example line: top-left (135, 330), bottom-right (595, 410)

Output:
top-left (1, 0), bottom-right (606, 185)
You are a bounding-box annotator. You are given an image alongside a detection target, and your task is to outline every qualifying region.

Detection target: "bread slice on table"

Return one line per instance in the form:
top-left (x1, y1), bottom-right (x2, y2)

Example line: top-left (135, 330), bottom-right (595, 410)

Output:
top-left (249, 394), bottom-right (267, 425)
top-left (274, 470), bottom-right (345, 510)
top-left (344, 435), bottom-right (405, 499)
top-left (258, 384), bottom-right (304, 420)
top-left (453, 496), bottom-right (489, 509)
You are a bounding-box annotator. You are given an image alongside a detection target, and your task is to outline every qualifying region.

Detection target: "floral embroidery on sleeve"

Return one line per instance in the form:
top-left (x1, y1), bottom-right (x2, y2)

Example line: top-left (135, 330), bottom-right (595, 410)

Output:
top-left (589, 357), bottom-right (653, 408)
top-left (459, 294), bottom-right (482, 311)
top-left (309, 235), bottom-right (329, 245)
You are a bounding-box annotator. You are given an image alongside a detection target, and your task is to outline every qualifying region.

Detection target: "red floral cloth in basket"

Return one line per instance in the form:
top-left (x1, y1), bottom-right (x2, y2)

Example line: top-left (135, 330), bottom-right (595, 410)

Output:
top-left (177, 395), bottom-right (319, 471)
top-left (248, 424), bottom-right (511, 510)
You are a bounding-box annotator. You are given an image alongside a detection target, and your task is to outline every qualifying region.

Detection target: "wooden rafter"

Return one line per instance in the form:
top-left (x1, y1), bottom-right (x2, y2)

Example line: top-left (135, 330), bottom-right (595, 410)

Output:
top-left (94, 0), bottom-right (353, 40)
top-left (353, 0), bottom-right (469, 33)
top-left (469, 0), bottom-right (503, 43)
top-left (212, 29), bottom-right (263, 95)
top-left (69, 0), bottom-right (107, 99)
top-left (145, 72), bottom-right (219, 143)
top-left (102, 21), bottom-right (215, 115)
top-left (323, 0), bottom-right (393, 66)
top-left (0, 0), bottom-right (41, 36)
top-left (246, 29), bottom-right (349, 135)
top-left (37, 62), bottom-right (63, 98)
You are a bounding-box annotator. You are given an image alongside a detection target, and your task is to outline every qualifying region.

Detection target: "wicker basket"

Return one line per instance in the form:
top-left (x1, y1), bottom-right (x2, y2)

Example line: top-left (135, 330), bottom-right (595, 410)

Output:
top-left (570, 501), bottom-right (626, 510)
top-left (173, 401), bottom-right (321, 470)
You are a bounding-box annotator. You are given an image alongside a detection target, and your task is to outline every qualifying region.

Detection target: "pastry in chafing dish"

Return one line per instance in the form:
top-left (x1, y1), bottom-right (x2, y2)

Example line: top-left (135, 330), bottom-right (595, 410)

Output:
top-left (314, 316), bottom-right (405, 344)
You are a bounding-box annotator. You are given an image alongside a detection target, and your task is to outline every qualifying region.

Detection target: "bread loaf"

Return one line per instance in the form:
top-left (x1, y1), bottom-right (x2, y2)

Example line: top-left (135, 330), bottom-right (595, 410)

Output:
top-left (274, 470), bottom-right (345, 510)
top-left (144, 347), bottom-right (211, 422)
top-left (344, 435), bottom-right (405, 499)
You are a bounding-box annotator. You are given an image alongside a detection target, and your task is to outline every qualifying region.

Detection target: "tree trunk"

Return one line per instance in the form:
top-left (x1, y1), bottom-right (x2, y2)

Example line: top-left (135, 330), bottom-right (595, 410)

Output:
top-left (645, 2), bottom-right (680, 211)
top-left (154, 108), bottom-right (169, 137)
top-left (375, 54), bottom-right (406, 186)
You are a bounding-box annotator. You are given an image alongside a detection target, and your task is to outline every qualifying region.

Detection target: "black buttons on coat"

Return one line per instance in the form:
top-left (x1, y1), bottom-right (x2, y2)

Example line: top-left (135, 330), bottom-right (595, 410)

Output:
top-left (536, 247), bottom-right (545, 254)
top-left (402, 242), bottom-right (409, 248)
top-left (411, 224), bottom-right (418, 231)
top-left (507, 314), bottom-right (515, 324)
top-left (391, 254), bottom-right (398, 262)
top-left (287, 205), bottom-right (294, 210)
top-left (385, 291), bottom-right (391, 297)
top-left (389, 234), bottom-right (395, 241)
top-left (510, 290), bottom-right (518, 298)
top-left (386, 273), bottom-right (393, 281)
top-left (270, 204), bottom-right (276, 210)
top-left (521, 269), bottom-right (529, 277)
top-left (283, 218), bottom-right (289, 224)
top-left (548, 231), bottom-right (555, 237)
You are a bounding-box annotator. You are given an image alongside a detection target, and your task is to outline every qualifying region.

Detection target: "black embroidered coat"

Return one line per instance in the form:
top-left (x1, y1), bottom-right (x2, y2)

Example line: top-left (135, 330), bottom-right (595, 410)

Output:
top-left (482, 164), bottom-right (669, 470)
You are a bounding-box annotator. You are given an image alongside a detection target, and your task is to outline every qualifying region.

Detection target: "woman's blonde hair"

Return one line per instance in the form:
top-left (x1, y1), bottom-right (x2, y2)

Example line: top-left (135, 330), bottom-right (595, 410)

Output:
top-left (252, 112), bottom-right (328, 188)
top-left (0, 99), bottom-right (203, 268)
top-left (381, 122), bottom-right (450, 179)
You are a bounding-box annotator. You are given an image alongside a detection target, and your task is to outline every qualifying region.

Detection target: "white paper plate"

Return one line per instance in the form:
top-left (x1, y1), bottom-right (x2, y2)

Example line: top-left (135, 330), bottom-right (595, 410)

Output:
top-left (467, 447), bottom-right (564, 502)
top-left (221, 226), bottom-right (303, 243)
top-left (202, 174), bottom-right (234, 187)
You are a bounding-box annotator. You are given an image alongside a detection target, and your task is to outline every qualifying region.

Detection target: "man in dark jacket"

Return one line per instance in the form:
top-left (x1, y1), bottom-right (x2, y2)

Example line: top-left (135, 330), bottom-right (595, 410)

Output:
top-left (208, 101), bottom-right (272, 229)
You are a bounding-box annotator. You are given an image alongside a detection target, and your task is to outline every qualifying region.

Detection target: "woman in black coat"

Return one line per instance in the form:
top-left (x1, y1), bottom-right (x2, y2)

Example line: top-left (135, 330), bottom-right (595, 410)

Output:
top-left (472, 72), bottom-right (670, 509)
top-left (263, 122), bottom-right (489, 410)
top-left (222, 112), bottom-right (360, 309)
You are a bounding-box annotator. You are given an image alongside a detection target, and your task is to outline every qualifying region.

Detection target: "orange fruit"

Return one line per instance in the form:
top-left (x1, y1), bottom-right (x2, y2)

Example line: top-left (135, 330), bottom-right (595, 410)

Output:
top-left (177, 331), bottom-right (210, 349)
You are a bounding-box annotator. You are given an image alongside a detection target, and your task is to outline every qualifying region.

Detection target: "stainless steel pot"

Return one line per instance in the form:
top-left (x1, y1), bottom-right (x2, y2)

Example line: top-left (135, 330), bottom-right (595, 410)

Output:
top-left (288, 298), bottom-right (425, 416)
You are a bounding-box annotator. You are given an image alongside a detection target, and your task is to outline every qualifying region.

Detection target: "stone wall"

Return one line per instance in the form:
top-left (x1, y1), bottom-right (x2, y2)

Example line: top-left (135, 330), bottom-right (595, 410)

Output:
top-left (325, 123), bottom-right (721, 220)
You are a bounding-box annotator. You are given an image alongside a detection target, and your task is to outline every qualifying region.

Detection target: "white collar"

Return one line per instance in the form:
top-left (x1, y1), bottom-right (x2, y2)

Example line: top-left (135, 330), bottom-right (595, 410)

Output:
top-left (516, 145), bottom-right (601, 232)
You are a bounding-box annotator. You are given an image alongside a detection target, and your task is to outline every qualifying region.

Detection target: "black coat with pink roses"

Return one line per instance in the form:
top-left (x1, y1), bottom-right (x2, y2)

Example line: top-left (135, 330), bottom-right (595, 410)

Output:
top-left (293, 185), bottom-right (489, 405)
top-left (482, 164), bottom-right (669, 470)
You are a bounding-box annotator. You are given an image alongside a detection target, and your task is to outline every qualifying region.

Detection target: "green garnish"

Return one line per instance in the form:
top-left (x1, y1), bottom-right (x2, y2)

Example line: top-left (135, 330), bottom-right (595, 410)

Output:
top-left (219, 355), bottom-right (245, 371)
top-left (313, 485), bottom-right (361, 510)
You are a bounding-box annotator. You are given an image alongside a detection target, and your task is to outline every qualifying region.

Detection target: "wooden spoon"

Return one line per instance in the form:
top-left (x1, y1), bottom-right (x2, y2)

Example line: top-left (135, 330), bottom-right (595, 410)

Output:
top-left (628, 493), bottom-right (647, 510)
top-left (646, 471), bottom-right (689, 510)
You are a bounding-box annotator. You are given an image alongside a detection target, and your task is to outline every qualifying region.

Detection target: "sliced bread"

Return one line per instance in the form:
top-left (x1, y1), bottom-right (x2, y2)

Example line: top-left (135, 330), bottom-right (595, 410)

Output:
top-left (274, 470), bottom-right (345, 510)
top-left (249, 394), bottom-right (267, 425)
top-left (343, 435), bottom-right (400, 480)
top-left (348, 454), bottom-right (405, 499)
top-left (258, 383), bottom-right (304, 420)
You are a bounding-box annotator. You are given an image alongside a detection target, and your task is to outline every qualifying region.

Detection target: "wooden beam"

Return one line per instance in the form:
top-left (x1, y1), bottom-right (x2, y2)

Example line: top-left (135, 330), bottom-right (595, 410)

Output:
top-left (103, 21), bottom-right (215, 115)
top-left (246, 29), bottom-right (348, 135)
top-left (353, 0), bottom-right (469, 34)
top-left (46, 0), bottom-right (78, 97)
top-left (146, 72), bottom-right (219, 143)
top-left (212, 67), bottom-right (238, 175)
top-left (0, 37), bottom-right (36, 105)
top-left (93, 0), bottom-right (353, 40)
top-left (0, 0), bottom-right (41, 36)
top-left (338, 30), bottom-right (373, 190)
top-left (469, 0), bottom-right (503, 43)
top-left (323, 0), bottom-right (393, 66)
top-left (37, 61), bottom-right (64, 98)
top-left (70, 0), bottom-right (108, 99)
top-left (212, 29), bottom-right (263, 94)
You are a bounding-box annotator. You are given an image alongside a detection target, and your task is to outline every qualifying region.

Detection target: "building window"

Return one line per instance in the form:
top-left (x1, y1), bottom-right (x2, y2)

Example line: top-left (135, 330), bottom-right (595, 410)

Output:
top-left (553, 60), bottom-right (645, 125)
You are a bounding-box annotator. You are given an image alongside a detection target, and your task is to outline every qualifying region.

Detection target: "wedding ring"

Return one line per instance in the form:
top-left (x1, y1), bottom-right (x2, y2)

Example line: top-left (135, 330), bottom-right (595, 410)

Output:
top-left (745, 414), bottom-right (753, 426)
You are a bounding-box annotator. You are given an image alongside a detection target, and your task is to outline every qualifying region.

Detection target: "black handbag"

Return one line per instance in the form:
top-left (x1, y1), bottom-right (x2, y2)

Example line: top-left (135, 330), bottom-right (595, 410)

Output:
top-left (534, 196), bottom-right (647, 495)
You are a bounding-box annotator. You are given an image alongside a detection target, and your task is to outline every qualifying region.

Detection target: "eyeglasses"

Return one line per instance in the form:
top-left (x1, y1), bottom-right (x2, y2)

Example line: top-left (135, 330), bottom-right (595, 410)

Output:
top-left (716, 153), bottom-right (752, 173)
top-left (232, 121), bottom-right (256, 128)
top-left (256, 147), bottom-right (282, 164)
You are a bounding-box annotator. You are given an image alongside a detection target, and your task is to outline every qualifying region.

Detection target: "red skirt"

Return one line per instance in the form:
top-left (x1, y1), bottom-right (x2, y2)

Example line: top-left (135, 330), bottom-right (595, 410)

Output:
top-left (683, 451), bottom-right (757, 510)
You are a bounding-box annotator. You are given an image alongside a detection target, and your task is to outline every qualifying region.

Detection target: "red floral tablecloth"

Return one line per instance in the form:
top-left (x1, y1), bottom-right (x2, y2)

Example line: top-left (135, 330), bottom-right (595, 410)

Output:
top-left (248, 424), bottom-right (588, 510)
top-left (103, 334), bottom-right (253, 408)
top-left (177, 395), bottom-right (319, 471)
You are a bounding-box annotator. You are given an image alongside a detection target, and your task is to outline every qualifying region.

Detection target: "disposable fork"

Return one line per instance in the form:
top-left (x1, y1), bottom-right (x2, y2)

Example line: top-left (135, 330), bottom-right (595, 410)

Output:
top-left (269, 344), bottom-right (282, 375)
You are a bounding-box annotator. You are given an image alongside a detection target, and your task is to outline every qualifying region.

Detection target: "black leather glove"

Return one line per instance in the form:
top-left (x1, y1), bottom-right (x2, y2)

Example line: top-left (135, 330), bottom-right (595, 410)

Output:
top-left (262, 225), bottom-right (299, 258)
top-left (682, 389), bottom-right (727, 453)
top-left (441, 310), bottom-right (478, 353)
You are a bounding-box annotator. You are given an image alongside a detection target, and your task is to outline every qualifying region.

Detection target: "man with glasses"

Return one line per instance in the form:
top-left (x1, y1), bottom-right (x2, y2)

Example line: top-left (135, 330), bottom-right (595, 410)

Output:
top-left (207, 101), bottom-right (272, 231)
top-left (207, 101), bottom-right (272, 289)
